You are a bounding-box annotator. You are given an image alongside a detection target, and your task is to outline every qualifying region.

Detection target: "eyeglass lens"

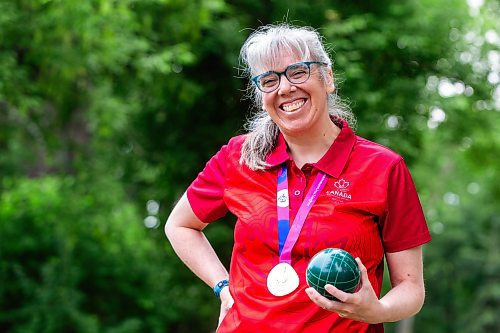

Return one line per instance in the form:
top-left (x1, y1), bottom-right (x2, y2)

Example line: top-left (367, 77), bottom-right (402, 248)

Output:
top-left (257, 63), bottom-right (311, 92)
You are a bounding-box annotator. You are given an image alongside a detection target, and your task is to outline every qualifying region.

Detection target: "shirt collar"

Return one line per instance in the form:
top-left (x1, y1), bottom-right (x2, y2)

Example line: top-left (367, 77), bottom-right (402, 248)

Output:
top-left (265, 131), bottom-right (290, 167)
top-left (265, 118), bottom-right (356, 179)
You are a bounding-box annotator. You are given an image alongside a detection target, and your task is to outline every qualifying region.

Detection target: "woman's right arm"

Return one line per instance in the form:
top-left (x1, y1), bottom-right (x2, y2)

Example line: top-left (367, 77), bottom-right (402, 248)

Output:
top-left (165, 192), bottom-right (230, 289)
top-left (165, 192), bottom-right (233, 324)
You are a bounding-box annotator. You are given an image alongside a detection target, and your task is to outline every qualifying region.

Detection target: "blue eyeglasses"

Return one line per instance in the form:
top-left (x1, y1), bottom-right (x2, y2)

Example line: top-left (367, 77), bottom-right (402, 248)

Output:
top-left (251, 61), bottom-right (328, 93)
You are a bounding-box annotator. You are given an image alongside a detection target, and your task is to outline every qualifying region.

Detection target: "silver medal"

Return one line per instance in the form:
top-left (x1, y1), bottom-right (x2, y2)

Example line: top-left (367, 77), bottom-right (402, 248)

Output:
top-left (267, 262), bottom-right (300, 296)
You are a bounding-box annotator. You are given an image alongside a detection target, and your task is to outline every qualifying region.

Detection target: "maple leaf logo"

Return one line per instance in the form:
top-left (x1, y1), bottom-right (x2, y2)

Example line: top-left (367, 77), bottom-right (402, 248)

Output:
top-left (334, 179), bottom-right (350, 191)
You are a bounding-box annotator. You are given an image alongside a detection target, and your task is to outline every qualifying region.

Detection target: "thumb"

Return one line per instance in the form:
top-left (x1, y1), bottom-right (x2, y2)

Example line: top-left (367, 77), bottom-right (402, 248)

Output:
top-left (355, 257), bottom-right (369, 290)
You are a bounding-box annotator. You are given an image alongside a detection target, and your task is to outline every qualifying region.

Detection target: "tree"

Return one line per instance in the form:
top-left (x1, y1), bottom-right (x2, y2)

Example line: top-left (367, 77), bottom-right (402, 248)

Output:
top-left (1, 0), bottom-right (498, 332)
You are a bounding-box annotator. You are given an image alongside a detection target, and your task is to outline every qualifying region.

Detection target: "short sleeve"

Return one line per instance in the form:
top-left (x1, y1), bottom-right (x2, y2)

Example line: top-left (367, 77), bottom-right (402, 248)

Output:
top-left (380, 158), bottom-right (432, 252)
top-left (186, 144), bottom-right (230, 223)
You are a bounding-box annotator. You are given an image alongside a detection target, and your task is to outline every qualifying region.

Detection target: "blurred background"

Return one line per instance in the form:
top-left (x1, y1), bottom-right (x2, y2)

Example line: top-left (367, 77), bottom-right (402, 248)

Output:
top-left (0, 0), bottom-right (498, 332)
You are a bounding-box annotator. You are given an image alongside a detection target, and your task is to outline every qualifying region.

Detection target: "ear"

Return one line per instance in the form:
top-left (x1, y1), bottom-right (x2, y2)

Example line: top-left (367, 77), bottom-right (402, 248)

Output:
top-left (324, 67), bottom-right (335, 94)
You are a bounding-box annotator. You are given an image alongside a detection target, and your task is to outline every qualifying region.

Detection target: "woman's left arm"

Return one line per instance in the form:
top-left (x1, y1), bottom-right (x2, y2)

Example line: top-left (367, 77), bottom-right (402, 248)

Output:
top-left (305, 246), bottom-right (425, 324)
top-left (377, 246), bottom-right (425, 321)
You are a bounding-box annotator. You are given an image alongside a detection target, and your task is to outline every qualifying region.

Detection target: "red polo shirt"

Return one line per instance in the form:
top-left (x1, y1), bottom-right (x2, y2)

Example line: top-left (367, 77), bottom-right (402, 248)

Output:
top-left (187, 120), bottom-right (431, 333)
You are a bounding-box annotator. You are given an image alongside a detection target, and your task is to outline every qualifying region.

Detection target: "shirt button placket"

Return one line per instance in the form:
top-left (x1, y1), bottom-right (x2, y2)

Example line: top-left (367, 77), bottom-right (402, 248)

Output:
top-left (290, 172), bottom-right (305, 217)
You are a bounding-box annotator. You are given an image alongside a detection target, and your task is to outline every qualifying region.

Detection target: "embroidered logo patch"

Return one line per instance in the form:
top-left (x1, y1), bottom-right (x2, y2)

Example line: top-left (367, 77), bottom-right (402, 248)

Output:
top-left (326, 178), bottom-right (352, 201)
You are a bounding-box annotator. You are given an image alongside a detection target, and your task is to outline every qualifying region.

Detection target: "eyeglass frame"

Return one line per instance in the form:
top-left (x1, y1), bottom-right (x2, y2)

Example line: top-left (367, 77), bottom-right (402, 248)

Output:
top-left (251, 61), bottom-right (328, 93)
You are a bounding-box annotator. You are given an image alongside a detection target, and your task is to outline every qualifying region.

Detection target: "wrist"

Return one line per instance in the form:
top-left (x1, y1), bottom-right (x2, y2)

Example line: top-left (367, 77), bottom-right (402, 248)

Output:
top-left (213, 279), bottom-right (229, 298)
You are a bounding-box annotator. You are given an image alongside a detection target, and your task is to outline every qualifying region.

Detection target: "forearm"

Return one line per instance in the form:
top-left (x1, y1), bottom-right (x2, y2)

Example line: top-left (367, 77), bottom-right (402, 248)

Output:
top-left (379, 246), bottom-right (426, 322)
top-left (378, 279), bottom-right (425, 322)
top-left (165, 193), bottom-right (229, 289)
top-left (167, 225), bottom-right (229, 288)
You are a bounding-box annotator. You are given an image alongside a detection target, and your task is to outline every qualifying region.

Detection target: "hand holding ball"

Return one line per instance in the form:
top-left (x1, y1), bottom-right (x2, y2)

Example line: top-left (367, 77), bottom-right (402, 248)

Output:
top-left (306, 248), bottom-right (360, 301)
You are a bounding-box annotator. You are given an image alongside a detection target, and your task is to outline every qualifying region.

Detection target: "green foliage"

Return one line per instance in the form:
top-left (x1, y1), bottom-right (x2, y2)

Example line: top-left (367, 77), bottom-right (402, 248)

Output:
top-left (0, 176), bottom-right (138, 332)
top-left (412, 2), bottom-right (500, 330)
top-left (0, 0), bottom-right (498, 332)
top-left (0, 175), bottom-right (221, 333)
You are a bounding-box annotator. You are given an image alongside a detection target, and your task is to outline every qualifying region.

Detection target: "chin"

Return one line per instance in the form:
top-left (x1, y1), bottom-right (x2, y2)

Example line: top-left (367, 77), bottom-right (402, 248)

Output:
top-left (279, 123), bottom-right (313, 136)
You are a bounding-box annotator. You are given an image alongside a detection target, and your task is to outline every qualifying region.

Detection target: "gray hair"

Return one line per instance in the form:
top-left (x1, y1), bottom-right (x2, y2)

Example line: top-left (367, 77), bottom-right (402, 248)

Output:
top-left (239, 24), bottom-right (356, 170)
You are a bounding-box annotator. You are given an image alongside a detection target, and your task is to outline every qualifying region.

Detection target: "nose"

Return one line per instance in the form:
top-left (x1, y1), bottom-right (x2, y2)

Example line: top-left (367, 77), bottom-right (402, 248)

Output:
top-left (277, 75), bottom-right (296, 95)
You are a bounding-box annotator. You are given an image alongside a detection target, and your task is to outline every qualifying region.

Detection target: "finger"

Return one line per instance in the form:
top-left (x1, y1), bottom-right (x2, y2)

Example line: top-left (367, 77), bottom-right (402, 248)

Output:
top-left (218, 290), bottom-right (234, 327)
top-left (305, 287), bottom-right (333, 308)
top-left (306, 287), bottom-right (353, 319)
top-left (218, 303), bottom-right (232, 327)
top-left (218, 310), bottom-right (226, 327)
top-left (220, 288), bottom-right (234, 308)
top-left (324, 284), bottom-right (351, 303)
top-left (305, 287), bottom-right (323, 303)
top-left (224, 297), bottom-right (234, 309)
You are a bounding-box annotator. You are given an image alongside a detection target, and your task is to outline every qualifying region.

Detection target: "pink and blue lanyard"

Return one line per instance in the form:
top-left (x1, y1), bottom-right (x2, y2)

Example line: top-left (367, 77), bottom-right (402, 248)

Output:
top-left (277, 164), bottom-right (328, 264)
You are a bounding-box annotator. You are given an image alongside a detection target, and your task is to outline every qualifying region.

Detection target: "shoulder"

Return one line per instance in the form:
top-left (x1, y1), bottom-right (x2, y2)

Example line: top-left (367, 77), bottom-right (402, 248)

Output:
top-left (206, 134), bottom-right (248, 170)
top-left (353, 135), bottom-right (403, 166)
top-left (221, 134), bottom-right (246, 159)
top-left (226, 134), bottom-right (247, 149)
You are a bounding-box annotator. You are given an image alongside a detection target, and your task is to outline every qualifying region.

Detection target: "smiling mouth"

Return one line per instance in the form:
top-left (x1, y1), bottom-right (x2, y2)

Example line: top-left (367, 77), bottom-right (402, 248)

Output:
top-left (281, 99), bottom-right (306, 112)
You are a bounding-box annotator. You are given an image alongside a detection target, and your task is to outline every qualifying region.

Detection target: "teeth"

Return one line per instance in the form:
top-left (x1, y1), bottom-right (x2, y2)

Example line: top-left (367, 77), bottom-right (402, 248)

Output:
top-left (282, 100), bottom-right (305, 112)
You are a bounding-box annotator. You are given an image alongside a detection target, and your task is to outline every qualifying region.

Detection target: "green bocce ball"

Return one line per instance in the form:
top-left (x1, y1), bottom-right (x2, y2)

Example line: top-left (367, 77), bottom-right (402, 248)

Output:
top-left (306, 248), bottom-right (360, 301)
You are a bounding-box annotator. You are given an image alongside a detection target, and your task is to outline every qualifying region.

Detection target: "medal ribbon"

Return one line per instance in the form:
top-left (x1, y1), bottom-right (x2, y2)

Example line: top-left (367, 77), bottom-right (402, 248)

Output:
top-left (277, 164), bottom-right (328, 265)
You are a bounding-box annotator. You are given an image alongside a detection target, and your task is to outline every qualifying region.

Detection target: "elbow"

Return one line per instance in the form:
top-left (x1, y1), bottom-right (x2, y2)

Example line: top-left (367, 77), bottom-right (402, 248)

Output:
top-left (164, 214), bottom-right (175, 241)
top-left (419, 284), bottom-right (426, 311)
top-left (164, 192), bottom-right (205, 243)
top-left (412, 283), bottom-right (426, 316)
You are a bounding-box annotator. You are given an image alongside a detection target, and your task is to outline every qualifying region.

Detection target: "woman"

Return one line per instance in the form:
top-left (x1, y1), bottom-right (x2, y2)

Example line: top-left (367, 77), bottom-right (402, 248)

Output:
top-left (165, 24), bottom-right (431, 333)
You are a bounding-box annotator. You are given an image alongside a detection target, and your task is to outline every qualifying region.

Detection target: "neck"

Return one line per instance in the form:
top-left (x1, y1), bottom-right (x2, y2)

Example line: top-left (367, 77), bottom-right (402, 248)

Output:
top-left (283, 119), bottom-right (340, 169)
